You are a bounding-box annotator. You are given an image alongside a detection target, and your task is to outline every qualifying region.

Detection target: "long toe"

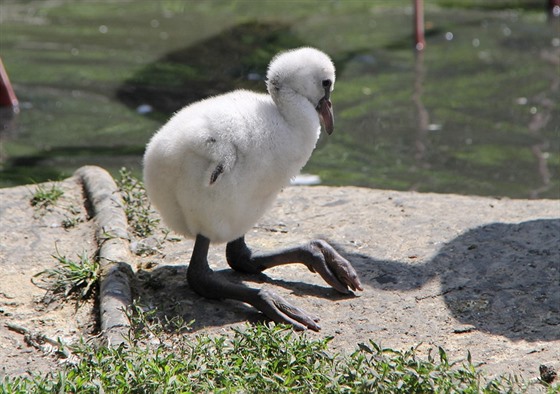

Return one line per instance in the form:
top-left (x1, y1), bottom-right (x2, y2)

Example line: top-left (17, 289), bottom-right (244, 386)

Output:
top-left (255, 289), bottom-right (321, 331)
top-left (309, 240), bottom-right (363, 294)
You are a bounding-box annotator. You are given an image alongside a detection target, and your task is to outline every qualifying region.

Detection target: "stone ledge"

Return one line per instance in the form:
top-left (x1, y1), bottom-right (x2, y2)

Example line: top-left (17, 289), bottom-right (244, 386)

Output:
top-left (1, 166), bottom-right (558, 380)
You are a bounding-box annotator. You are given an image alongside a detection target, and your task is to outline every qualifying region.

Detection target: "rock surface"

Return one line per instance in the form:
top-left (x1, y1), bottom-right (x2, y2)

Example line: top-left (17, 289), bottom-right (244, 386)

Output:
top-left (1, 166), bottom-right (558, 384)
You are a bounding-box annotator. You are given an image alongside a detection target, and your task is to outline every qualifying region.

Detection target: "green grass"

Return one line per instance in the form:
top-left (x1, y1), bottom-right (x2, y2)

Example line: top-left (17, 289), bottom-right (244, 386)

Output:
top-left (117, 167), bottom-right (160, 239)
top-left (33, 247), bottom-right (99, 300)
top-left (60, 205), bottom-right (83, 229)
top-left (3, 304), bottom-right (557, 392)
top-left (116, 167), bottom-right (177, 255)
top-left (29, 182), bottom-right (64, 210)
top-left (28, 181), bottom-right (84, 227)
top-left (2, 314), bottom-right (557, 393)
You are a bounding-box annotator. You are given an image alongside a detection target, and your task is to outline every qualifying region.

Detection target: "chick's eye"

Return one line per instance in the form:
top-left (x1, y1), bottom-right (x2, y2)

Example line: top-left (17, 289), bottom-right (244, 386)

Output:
top-left (322, 79), bottom-right (332, 88)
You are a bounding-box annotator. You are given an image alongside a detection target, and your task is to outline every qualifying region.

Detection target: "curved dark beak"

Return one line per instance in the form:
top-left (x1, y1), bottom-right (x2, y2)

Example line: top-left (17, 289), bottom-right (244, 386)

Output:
top-left (316, 89), bottom-right (334, 135)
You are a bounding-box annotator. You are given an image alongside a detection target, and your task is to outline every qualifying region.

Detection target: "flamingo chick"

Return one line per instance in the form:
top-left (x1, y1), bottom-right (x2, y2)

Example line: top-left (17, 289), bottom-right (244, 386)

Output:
top-left (143, 47), bottom-right (362, 330)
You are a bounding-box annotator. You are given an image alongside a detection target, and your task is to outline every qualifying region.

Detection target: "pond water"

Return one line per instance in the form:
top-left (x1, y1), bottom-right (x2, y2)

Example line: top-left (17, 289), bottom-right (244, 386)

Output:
top-left (1, 1), bottom-right (558, 199)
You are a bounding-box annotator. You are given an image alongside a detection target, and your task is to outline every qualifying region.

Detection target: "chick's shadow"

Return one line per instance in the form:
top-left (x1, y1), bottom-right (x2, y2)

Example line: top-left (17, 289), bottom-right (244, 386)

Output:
top-left (134, 260), bottom-right (356, 333)
top-left (134, 264), bottom-right (264, 331)
top-left (134, 219), bottom-right (559, 339)
top-left (348, 219), bottom-right (560, 342)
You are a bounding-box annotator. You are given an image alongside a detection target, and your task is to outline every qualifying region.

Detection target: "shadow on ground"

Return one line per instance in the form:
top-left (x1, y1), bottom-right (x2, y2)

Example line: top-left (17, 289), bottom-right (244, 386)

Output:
top-left (134, 264), bottom-right (267, 330)
top-left (352, 218), bottom-right (560, 342)
top-left (133, 219), bottom-right (559, 342)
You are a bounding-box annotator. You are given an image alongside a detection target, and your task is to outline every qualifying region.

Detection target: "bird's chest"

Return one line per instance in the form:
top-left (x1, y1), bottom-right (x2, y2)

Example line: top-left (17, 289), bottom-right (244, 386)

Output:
top-left (251, 127), bottom-right (318, 185)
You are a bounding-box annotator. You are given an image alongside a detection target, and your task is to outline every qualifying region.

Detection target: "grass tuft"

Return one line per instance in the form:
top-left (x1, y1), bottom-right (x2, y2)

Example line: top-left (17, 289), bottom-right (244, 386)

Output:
top-left (116, 167), bottom-right (160, 239)
top-left (29, 182), bottom-right (64, 210)
top-left (33, 246), bottom-right (99, 300)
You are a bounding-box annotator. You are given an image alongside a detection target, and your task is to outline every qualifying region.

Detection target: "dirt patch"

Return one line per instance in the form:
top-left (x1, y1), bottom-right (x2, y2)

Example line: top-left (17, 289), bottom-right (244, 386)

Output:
top-left (1, 170), bottom-right (559, 386)
top-left (0, 177), bottom-right (97, 377)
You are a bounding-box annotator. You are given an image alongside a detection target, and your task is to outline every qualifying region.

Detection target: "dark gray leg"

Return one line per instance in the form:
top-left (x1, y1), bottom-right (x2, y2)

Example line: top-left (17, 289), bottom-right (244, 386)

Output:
top-left (187, 234), bottom-right (321, 331)
top-left (226, 236), bottom-right (363, 294)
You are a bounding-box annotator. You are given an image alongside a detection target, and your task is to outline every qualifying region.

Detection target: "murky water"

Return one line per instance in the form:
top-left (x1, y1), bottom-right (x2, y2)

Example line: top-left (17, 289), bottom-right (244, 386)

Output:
top-left (0, 1), bottom-right (558, 199)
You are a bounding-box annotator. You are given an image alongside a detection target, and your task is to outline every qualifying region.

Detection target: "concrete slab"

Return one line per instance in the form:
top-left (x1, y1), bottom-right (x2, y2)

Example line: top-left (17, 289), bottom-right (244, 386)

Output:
top-left (1, 167), bottom-right (558, 383)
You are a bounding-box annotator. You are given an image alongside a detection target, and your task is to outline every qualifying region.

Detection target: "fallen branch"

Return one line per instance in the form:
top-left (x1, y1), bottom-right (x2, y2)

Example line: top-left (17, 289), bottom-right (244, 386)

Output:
top-left (5, 322), bottom-right (73, 361)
